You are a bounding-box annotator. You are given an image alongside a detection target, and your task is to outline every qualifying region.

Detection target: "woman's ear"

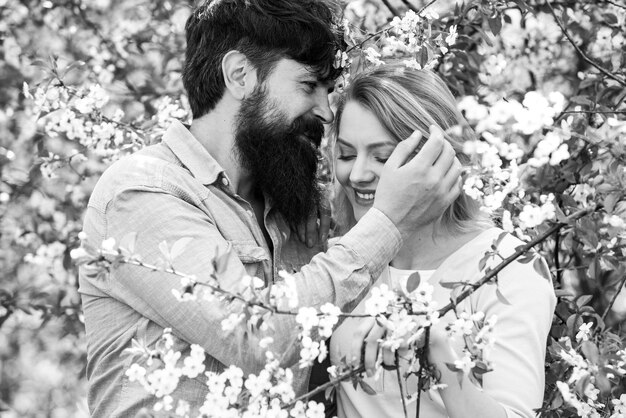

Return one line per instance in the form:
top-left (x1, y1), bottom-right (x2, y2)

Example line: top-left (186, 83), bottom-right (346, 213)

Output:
top-left (221, 51), bottom-right (258, 100)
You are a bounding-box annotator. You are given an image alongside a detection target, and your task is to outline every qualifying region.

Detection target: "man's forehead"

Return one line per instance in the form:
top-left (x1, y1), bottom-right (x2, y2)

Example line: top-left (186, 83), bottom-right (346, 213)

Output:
top-left (276, 58), bottom-right (335, 84)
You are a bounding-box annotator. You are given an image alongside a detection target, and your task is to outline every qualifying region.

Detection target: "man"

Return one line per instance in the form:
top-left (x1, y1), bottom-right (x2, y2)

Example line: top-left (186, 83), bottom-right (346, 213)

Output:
top-left (78, 0), bottom-right (462, 416)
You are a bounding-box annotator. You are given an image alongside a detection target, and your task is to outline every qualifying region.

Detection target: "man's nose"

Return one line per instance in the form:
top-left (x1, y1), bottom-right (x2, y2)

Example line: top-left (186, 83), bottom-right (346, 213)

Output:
top-left (312, 93), bottom-right (334, 124)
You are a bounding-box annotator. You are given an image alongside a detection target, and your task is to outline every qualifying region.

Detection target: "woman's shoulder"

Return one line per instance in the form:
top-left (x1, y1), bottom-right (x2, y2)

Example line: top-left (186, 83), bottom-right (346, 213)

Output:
top-left (440, 227), bottom-right (554, 292)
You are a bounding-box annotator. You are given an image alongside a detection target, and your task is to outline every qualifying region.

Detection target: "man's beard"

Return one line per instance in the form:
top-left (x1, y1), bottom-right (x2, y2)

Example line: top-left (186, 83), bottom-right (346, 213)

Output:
top-left (234, 84), bottom-right (324, 227)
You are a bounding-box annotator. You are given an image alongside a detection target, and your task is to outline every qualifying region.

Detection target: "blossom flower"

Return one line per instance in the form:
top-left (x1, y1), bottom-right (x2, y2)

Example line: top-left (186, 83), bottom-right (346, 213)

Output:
top-left (364, 284), bottom-right (395, 316)
top-left (271, 271), bottom-right (299, 309)
top-left (454, 353), bottom-right (476, 374)
top-left (295, 307), bottom-right (319, 333)
top-left (318, 303), bottom-right (341, 338)
top-left (612, 394), bottom-right (626, 414)
top-left (101, 237), bottom-right (117, 252)
top-left (576, 322), bottom-right (593, 342)
top-left (126, 363), bottom-right (147, 382)
top-left (403, 58), bottom-right (421, 70)
top-left (445, 25), bottom-right (458, 45)
top-left (363, 47), bottom-right (384, 66)
top-left (221, 313), bottom-right (245, 332)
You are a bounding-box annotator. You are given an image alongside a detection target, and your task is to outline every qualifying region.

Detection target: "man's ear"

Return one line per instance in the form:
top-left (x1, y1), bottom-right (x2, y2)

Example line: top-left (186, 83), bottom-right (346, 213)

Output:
top-left (222, 51), bottom-right (258, 100)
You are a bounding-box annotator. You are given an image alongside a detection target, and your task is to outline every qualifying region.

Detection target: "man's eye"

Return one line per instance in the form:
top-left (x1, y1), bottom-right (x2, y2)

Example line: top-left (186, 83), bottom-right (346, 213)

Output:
top-left (376, 158), bottom-right (389, 164)
top-left (302, 82), bottom-right (317, 92)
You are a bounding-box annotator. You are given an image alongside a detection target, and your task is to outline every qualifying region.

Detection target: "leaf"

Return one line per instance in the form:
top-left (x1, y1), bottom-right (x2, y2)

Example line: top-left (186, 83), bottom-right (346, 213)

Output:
top-left (533, 258), bottom-right (551, 282)
top-left (158, 240), bottom-right (170, 262)
top-left (488, 16), bottom-right (502, 36)
top-left (554, 289), bottom-right (574, 299)
top-left (575, 294), bottom-right (593, 308)
top-left (324, 385), bottom-right (336, 401)
top-left (170, 237), bottom-right (193, 261)
top-left (495, 287), bottom-right (511, 305)
top-left (418, 46), bottom-right (429, 68)
top-left (603, 192), bottom-right (620, 213)
top-left (213, 250), bottom-right (231, 275)
top-left (569, 95), bottom-right (594, 106)
top-left (439, 281), bottom-right (467, 290)
top-left (580, 340), bottom-right (599, 365)
top-left (406, 272), bottom-right (421, 293)
top-left (602, 12), bottom-right (618, 25)
top-left (119, 232), bottom-right (137, 254)
top-left (517, 253), bottom-right (534, 264)
top-left (358, 380), bottom-right (377, 395)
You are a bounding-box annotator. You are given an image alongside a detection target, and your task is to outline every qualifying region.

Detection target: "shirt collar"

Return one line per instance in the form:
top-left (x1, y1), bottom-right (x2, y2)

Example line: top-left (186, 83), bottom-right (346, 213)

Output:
top-left (162, 120), bottom-right (224, 185)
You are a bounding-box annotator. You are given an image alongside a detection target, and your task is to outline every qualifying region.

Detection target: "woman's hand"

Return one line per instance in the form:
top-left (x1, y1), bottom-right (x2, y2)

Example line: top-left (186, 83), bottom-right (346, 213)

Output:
top-left (347, 317), bottom-right (425, 377)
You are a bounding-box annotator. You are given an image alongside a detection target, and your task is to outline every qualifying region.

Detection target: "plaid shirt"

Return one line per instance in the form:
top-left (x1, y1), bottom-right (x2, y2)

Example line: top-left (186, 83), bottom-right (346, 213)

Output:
top-left (79, 121), bottom-right (401, 417)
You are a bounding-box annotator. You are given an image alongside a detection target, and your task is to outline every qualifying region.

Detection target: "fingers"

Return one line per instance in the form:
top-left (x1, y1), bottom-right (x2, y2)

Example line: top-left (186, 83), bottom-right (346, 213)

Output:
top-left (297, 222), bottom-right (306, 244)
top-left (304, 212), bottom-right (318, 248)
top-left (382, 345), bottom-right (395, 368)
top-left (384, 131), bottom-right (423, 168)
top-left (318, 205), bottom-right (331, 243)
top-left (350, 318), bottom-right (375, 368)
top-left (364, 324), bottom-right (385, 377)
top-left (409, 128), bottom-right (445, 167)
top-left (440, 157), bottom-right (463, 203)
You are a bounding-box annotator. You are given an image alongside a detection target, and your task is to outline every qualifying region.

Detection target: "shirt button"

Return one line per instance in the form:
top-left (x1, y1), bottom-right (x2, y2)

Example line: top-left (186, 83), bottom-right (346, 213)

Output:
top-left (221, 177), bottom-right (229, 186)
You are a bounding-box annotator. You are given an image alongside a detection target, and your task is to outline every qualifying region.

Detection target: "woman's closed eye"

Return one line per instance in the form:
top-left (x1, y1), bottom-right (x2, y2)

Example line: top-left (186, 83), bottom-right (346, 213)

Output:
top-left (337, 154), bottom-right (356, 161)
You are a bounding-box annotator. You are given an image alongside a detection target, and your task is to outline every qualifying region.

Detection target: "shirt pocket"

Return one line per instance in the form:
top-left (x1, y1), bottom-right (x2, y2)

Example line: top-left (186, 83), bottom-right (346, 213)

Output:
top-left (229, 240), bottom-right (269, 278)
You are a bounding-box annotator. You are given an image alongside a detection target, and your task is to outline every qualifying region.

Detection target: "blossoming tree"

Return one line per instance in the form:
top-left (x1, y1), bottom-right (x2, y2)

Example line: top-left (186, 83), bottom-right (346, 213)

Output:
top-left (1, 0), bottom-right (625, 416)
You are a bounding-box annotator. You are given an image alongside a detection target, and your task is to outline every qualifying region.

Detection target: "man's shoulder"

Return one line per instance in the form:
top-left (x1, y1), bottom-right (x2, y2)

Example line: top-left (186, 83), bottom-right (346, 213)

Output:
top-left (88, 142), bottom-right (202, 210)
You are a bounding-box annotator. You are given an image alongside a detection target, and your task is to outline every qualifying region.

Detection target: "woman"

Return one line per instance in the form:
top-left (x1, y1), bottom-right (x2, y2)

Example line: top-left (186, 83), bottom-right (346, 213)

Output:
top-left (329, 65), bottom-right (556, 418)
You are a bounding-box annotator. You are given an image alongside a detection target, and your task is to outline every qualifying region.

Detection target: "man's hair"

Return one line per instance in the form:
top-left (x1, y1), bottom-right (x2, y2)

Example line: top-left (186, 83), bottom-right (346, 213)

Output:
top-left (334, 64), bottom-right (493, 234)
top-left (183, 0), bottom-right (345, 119)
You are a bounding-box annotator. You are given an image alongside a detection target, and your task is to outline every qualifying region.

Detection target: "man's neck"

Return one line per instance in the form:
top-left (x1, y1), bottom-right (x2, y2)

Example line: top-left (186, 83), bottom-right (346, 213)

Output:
top-left (188, 100), bottom-right (256, 201)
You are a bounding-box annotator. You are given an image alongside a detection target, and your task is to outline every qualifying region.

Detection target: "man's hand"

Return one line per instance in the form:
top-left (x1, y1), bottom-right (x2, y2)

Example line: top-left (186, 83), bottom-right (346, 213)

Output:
top-left (374, 127), bottom-right (462, 239)
top-left (296, 185), bottom-right (331, 248)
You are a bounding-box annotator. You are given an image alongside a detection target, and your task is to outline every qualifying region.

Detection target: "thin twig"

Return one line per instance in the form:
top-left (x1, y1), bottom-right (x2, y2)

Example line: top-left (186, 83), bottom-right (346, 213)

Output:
top-left (561, 110), bottom-right (626, 114)
top-left (599, 0), bottom-right (626, 10)
top-left (285, 206), bottom-right (597, 408)
top-left (396, 352), bottom-right (409, 418)
top-left (400, 0), bottom-right (419, 13)
top-left (415, 327), bottom-right (430, 418)
top-left (554, 229), bottom-right (561, 285)
top-left (437, 205), bottom-right (596, 316)
top-left (601, 274), bottom-right (626, 322)
top-left (545, 0), bottom-right (626, 87)
top-left (380, 0), bottom-right (400, 16)
top-left (285, 365), bottom-right (365, 408)
top-left (418, 0), bottom-right (440, 15)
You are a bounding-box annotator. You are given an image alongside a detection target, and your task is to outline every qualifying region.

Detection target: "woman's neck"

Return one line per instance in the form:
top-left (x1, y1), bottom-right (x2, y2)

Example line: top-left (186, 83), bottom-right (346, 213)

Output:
top-left (391, 223), bottom-right (487, 271)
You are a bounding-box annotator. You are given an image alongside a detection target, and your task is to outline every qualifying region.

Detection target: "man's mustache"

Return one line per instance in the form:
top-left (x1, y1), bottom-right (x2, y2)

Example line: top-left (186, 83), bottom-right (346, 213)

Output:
top-left (290, 116), bottom-right (325, 147)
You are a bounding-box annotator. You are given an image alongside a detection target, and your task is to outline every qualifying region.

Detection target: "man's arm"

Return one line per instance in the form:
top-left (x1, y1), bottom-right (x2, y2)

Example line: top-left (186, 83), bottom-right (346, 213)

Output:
top-left (91, 133), bottom-right (460, 374)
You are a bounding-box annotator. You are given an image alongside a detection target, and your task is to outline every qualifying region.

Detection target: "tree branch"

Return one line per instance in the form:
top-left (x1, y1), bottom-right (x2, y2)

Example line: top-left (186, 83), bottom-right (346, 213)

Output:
top-left (289, 205), bottom-right (597, 407)
top-left (418, 0), bottom-right (441, 15)
top-left (601, 273), bottom-right (626, 322)
top-left (438, 205), bottom-right (596, 316)
top-left (545, 0), bottom-right (626, 87)
top-left (380, 0), bottom-right (400, 16)
top-left (400, 0), bottom-right (419, 13)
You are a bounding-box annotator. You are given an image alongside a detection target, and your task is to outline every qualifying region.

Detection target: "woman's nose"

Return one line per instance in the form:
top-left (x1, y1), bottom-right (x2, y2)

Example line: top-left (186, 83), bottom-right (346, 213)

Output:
top-left (349, 156), bottom-right (376, 184)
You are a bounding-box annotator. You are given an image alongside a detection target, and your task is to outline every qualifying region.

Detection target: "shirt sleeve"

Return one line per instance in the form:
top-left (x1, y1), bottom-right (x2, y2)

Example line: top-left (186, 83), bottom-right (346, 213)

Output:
top-left (95, 187), bottom-right (401, 375)
top-left (475, 249), bottom-right (557, 418)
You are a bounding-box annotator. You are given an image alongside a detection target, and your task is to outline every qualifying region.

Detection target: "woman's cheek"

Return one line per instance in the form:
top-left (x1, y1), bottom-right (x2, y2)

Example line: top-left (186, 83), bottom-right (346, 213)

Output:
top-left (334, 162), bottom-right (352, 188)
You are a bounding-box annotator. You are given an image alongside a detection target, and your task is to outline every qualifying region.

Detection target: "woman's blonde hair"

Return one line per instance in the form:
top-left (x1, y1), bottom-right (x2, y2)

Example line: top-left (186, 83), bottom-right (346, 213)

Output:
top-left (333, 64), bottom-right (492, 235)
